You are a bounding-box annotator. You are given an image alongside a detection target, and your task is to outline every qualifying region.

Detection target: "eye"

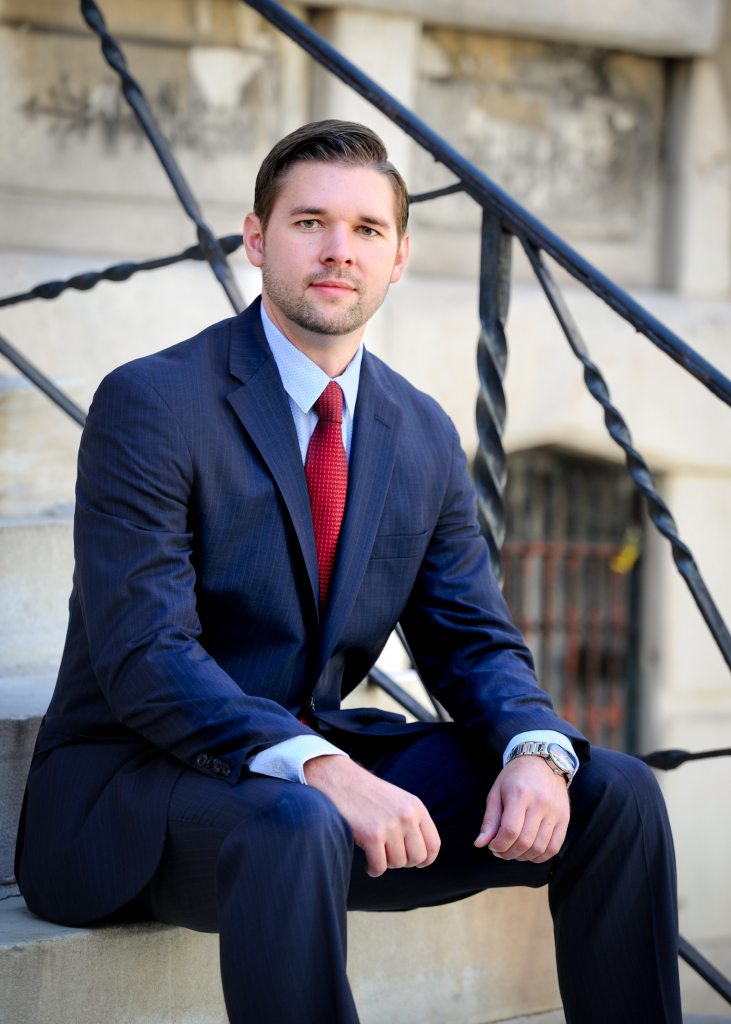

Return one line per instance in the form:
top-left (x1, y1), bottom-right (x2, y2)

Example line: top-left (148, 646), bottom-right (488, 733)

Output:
top-left (358, 225), bottom-right (380, 237)
top-left (296, 219), bottom-right (320, 231)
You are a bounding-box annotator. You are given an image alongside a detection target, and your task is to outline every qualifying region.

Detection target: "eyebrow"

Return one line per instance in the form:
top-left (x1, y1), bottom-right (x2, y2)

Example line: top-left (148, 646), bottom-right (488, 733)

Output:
top-left (288, 206), bottom-right (392, 231)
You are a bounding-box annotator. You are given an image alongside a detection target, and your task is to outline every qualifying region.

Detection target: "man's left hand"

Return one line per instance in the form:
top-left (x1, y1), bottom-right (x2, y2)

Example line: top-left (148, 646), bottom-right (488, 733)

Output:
top-left (474, 755), bottom-right (570, 864)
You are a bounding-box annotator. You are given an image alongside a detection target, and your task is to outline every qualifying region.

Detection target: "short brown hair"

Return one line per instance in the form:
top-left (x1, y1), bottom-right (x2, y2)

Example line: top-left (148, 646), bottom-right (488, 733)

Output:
top-left (254, 120), bottom-right (409, 239)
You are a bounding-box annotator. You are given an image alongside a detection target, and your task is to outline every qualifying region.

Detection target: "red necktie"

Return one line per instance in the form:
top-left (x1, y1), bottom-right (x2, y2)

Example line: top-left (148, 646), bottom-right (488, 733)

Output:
top-left (305, 381), bottom-right (348, 604)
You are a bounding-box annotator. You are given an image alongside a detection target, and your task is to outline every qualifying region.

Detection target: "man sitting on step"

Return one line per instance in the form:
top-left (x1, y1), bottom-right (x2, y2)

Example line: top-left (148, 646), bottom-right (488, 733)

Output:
top-left (16, 119), bottom-right (682, 1024)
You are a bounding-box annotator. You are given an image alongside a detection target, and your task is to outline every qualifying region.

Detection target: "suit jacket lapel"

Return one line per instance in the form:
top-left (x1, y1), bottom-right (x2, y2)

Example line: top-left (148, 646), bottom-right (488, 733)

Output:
top-left (316, 352), bottom-right (402, 678)
top-left (226, 303), bottom-right (320, 612)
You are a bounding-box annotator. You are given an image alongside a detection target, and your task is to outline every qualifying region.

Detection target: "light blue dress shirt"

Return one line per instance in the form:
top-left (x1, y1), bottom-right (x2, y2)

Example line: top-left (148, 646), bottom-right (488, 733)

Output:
top-left (248, 304), bottom-right (578, 784)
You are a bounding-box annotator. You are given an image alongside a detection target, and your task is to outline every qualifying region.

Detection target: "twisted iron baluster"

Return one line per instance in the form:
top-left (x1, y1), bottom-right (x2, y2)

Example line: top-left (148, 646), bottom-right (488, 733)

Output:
top-left (523, 240), bottom-right (731, 672)
top-left (79, 0), bottom-right (245, 314)
top-left (474, 211), bottom-right (512, 584)
top-left (0, 236), bottom-right (243, 309)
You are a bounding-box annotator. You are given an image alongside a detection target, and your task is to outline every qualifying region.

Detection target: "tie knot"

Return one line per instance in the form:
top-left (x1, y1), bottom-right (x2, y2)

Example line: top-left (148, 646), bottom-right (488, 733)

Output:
top-left (314, 381), bottom-right (343, 424)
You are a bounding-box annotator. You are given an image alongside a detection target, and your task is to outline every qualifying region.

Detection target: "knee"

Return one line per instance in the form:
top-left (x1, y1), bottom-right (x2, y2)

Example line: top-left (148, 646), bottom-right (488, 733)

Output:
top-left (575, 748), bottom-right (669, 830)
top-left (269, 784), bottom-right (353, 851)
top-left (219, 784), bottom-right (353, 875)
top-left (602, 749), bottom-right (662, 801)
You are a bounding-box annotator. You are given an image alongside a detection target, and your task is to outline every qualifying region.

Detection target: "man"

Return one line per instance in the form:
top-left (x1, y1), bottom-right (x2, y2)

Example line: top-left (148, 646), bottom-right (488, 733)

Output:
top-left (16, 120), bottom-right (682, 1023)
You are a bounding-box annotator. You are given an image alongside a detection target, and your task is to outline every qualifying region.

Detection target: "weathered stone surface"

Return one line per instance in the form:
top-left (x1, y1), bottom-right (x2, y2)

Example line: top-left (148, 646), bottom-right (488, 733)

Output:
top-left (349, 887), bottom-right (560, 1023)
top-left (663, 58), bottom-right (731, 297)
top-left (0, 518), bottom-right (73, 669)
top-left (411, 31), bottom-right (664, 284)
top-left (0, 887), bottom-right (561, 1024)
top-left (296, 0), bottom-right (723, 56)
top-left (0, 898), bottom-right (228, 1024)
top-left (0, 11), bottom-right (307, 257)
top-left (0, 0), bottom-right (274, 49)
top-left (0, 673), bottom-right (55, 883)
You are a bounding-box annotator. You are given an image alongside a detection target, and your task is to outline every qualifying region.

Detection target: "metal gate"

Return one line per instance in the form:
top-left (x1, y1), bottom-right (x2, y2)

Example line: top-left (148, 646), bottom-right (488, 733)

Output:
top-left (502, 448), bottom-right (642, 751)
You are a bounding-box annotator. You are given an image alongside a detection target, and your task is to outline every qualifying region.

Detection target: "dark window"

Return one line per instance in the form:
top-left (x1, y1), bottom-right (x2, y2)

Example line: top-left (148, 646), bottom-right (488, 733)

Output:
top-left (502, 448), bottom-right (642, 751)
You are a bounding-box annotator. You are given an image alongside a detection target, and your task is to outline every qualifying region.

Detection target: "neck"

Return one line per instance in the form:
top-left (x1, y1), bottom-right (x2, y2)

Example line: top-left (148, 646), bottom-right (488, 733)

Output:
top-left (261, 294), bottom-right (363, 378)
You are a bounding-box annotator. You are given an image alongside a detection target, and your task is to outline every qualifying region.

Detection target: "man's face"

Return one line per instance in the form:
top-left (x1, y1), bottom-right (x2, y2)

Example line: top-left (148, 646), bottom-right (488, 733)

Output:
top-left (244, 160), bottom-right (409, 351)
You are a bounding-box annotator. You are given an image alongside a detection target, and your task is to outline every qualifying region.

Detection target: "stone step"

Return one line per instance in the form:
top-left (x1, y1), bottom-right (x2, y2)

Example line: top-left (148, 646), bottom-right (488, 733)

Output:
top-left (0, 516), bottom-right (73, 672)
top-left (0, 671), bottom-right (56, 883)
top-left (4, 895), bottom-right (731, 1024)
top-left (495, 1016), bottom-right (731, 1024)
top-left (0, 885), bottom-right (561, 1024)
top-left (4, 886), bottom-right (729, 1024)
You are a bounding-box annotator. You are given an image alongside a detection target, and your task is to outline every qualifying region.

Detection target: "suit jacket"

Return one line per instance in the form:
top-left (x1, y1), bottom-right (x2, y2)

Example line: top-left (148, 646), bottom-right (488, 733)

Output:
top-left (16, 298), bottom-right (587, 924)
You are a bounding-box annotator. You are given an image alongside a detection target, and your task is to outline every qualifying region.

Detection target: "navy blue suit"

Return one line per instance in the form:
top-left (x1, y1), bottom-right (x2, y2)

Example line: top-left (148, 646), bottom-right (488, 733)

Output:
top-left (17, 299), bottom-right (681, 1023)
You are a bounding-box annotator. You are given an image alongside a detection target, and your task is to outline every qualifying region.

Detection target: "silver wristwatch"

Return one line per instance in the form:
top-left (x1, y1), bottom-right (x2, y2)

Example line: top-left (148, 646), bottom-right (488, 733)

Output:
top-left (506, 740), bottom-right (576, 786)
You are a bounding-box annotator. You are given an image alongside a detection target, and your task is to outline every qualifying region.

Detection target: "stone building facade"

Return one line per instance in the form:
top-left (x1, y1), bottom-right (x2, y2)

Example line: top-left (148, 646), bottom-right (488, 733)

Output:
top-left (1, 0), bottom-right (729, 1014)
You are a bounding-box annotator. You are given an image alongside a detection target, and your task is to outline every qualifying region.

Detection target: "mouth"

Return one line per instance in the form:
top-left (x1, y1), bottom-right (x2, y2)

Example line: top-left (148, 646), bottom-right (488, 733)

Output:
top-left (308, 277), bottom-right (358, 295)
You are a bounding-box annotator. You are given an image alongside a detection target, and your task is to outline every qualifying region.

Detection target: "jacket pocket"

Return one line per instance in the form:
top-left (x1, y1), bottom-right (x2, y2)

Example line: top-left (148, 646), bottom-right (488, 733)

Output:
top-left (369, 529), bottom-right (430, 560)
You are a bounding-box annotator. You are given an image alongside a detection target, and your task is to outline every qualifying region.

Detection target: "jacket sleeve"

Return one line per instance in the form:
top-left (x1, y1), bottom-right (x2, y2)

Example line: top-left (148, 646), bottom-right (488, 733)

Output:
top-left (72, 363), bottom-right (311, 784)
top-left (400, 421), bottom-right (590, 764)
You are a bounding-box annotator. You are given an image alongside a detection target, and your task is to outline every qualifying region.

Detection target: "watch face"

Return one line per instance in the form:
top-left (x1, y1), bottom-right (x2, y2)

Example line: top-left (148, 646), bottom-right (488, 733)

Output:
top-left (547, 743), bottom-right (574, 775)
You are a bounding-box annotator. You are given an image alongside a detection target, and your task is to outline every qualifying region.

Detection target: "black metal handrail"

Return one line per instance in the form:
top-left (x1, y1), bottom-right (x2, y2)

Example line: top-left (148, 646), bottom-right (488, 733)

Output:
top-left (0, 0), bottom-right (727, 1002)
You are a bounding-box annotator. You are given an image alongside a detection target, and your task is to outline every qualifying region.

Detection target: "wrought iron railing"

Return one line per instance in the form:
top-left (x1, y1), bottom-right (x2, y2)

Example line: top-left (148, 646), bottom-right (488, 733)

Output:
top-left (0, 0), bottom-right (729, 1005)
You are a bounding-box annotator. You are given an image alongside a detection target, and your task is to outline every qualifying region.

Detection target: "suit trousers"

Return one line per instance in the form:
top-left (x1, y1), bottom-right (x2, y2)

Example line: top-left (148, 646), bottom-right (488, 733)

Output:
top-left (122, 726), bottom-right (681, 1024)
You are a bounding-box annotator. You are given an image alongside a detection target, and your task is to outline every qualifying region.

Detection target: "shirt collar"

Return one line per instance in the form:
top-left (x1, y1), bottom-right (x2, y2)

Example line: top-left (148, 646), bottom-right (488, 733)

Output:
top-left (260, 302), bottom-right (362, 418)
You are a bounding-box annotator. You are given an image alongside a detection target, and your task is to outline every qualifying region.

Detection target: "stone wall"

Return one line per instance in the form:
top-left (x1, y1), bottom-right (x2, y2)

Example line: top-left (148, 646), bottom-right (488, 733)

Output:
top-left (0, 3), bottom-right (308, 256)
top-left (411, 32), bottom-right (665, 284)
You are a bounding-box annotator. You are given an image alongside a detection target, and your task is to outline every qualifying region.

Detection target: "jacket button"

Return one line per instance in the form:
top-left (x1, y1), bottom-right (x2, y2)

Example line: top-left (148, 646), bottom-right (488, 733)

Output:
top-left (195, 754), bottom-right (208, 768)
top-left (220, 764), bottom-right (231, 778)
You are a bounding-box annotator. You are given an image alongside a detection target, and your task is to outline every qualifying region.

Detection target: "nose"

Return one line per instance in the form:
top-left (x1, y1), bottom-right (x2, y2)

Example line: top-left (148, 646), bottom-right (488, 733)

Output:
top-left (320, 224), bottom-right (354, 266)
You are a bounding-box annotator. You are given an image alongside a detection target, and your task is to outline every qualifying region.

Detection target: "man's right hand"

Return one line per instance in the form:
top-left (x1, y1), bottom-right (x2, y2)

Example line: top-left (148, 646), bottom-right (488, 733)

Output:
top-left (303, 755), bottom-right (441, 877)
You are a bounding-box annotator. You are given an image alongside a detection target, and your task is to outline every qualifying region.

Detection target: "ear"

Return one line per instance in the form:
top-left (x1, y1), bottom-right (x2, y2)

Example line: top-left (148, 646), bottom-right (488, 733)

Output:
top-left (389, 233), bottom-right (410, 284)
top-left (243, 212), bottom-right (265, 268)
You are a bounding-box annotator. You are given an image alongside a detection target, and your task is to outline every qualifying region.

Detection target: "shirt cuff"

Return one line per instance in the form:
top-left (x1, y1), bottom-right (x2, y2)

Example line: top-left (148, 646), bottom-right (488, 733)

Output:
top-left (248, 735), bottom-right (349, 784)
top-left (502, 730), bottom-right (580, 774)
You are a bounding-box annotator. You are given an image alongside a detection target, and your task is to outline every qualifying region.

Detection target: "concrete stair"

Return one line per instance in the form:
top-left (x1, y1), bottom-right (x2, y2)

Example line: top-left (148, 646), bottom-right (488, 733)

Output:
top-left (0, 514), bottom-right (71, 881)
top-left (0, 881), bottom-right (563, 1024)
top-left (0, 672), bottom-right (56, 884)
top-left (3, 878), bottom-right (729, 1024)
top-left (499, 1016), bottom-right (731, 1024)
top-left (0, 516), bottom-right (74, 672)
